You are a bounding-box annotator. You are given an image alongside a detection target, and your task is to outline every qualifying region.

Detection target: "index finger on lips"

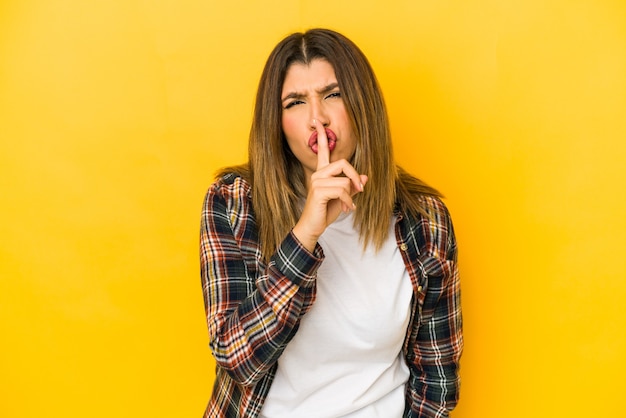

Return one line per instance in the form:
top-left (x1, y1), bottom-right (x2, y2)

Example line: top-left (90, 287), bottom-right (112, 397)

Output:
top-left (314, 119), bottom-right (330, 170)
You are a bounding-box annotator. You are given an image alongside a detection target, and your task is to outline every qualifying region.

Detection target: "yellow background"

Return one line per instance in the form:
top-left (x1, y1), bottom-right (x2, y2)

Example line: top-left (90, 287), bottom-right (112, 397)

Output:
top-left (1, 0), bottom-right (625, 416)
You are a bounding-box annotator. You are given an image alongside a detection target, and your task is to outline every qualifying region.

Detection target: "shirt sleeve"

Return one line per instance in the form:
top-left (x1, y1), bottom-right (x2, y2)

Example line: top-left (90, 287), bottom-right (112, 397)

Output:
top-left (200, 176), bottom-right (323, 386)
top-left (405, 197), bottom-right (463, 418)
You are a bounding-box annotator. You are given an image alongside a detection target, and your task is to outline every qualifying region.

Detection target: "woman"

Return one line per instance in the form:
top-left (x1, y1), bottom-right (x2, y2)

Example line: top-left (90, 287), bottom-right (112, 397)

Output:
top-left (200, 28), bottom-right (462, 418)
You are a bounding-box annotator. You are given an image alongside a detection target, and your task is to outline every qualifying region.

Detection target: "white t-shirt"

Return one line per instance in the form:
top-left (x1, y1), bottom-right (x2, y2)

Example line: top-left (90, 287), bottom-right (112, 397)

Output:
top-left (259, 212), bottom-right (412, 418)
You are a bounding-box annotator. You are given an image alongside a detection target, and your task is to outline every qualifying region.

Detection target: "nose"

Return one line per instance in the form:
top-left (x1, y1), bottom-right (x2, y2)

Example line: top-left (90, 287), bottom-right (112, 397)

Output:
top-left (309, 100), bottom-right (329, 129)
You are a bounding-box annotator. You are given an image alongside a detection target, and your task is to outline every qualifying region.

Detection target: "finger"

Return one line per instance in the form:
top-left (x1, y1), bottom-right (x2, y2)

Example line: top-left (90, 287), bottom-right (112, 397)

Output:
top-left (316, 184), bottom-right (357, 211)
top-left (311, 176), bottom-right (352, 198)
top-left (309, 175), bottom-right (355, 204)
top-left (314, 119), bottom-right (330, 170)
top-left (315, 187), bottom-right (356, 212)
top-left (336, 189), bottom-right (357, 211)
top-left (357, 174), bottom-right (368, 194)
top-left (314, 159), bottom-right (364, 194)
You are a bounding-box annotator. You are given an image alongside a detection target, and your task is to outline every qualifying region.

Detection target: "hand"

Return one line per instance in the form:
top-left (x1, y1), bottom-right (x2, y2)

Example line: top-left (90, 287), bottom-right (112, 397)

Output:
top-left (292, 120), bottom-right (368, 252)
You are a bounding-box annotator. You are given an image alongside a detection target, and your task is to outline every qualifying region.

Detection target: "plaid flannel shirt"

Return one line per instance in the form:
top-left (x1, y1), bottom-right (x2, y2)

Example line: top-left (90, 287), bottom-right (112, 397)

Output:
top-left (200, 173), bottom-right (463, 418)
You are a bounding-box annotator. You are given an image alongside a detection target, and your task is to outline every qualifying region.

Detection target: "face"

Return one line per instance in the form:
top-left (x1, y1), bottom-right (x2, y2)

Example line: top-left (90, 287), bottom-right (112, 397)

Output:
top-left (281, 59), bottom-right (357, 182)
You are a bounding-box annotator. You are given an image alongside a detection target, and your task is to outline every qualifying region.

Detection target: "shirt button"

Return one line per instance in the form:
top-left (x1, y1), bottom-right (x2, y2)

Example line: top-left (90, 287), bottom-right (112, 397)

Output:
top-left (400, 243), bottom-right (408, 251)
top-left (417, 285), bottom-right (423, 293)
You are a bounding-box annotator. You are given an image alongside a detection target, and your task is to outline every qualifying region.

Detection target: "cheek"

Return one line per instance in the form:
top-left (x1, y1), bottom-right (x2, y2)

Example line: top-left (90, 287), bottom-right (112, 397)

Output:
top-left (281, 114), bottom-right (298, 139)
top-left (281, 115), bottom-right (303, 155)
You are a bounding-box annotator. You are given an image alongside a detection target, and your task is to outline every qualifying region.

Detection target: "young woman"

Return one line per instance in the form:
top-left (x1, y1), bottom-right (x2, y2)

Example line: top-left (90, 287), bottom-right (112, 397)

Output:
top-left (200, 28), bottom-right (462, 418)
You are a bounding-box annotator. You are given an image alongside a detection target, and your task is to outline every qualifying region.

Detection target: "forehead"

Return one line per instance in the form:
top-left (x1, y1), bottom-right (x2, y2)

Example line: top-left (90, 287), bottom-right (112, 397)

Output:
top-left (282, 59), bottom-right (337, 92)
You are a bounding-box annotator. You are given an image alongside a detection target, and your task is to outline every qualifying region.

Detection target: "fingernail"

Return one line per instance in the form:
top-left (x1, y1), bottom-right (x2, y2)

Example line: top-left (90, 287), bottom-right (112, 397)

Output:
top-left (359, 182), bottom-right (364, 191)
top-left (352, 203), bottom-right (357, 210)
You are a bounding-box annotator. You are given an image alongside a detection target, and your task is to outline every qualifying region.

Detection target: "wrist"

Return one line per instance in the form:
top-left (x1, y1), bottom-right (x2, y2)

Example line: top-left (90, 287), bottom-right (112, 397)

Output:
top-left (292, 223), bottom-right (318, 253)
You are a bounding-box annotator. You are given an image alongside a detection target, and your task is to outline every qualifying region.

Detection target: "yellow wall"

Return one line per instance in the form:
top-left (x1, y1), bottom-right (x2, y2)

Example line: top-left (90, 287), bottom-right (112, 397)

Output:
top-left (1, 1), bottom-right (625, 416)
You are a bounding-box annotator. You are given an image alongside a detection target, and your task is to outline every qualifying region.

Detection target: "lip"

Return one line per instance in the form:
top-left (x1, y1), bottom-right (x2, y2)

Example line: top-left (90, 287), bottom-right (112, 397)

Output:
top-left (308, 128), bottom-right (337, 154)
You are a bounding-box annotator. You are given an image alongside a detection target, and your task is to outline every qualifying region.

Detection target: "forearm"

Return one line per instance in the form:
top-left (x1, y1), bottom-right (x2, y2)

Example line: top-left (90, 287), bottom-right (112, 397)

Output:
top-left (203, 229), bottom-right (322, 386)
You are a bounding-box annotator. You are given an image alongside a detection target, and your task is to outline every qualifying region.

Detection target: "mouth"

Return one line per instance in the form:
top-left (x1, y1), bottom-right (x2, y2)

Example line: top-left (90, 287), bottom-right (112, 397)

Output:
top-left (308, 128), bottom-right (337, 154)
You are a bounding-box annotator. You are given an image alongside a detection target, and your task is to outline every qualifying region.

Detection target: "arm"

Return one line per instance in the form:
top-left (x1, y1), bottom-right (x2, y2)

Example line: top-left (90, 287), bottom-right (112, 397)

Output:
top-left (405, 197), bottom-right (463, 417)
top-left (201, 123), bottom-right (366, 387)
top-left (200, 176), bottom-right (322, 386)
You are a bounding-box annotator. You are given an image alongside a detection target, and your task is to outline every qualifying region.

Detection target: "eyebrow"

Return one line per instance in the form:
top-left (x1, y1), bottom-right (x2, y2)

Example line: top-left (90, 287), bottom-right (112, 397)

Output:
top-left (281, 82), bottom-right (340, 103)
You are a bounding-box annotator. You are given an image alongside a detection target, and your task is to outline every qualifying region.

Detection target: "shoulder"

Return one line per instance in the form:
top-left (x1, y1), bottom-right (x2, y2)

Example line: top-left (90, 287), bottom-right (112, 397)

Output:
top-left (206, 173), bottom-right (252, 203)
top-left (417, 194), bottom-right (453, 227)
top-left (202, 173), bottom-right (253, 219)
top-left (402, 194), bottom-right (457, 261)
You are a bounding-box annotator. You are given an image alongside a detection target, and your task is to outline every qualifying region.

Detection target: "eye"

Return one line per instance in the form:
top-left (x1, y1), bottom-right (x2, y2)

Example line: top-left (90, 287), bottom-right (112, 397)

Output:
top-left (284, 100), bottom-right (304, 109)
top-left (325, 91), bottom-right (342, 100)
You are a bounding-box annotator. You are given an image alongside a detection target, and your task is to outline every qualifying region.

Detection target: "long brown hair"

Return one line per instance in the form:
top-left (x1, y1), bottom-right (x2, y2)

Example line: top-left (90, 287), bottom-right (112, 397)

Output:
top-left (217, 28), bottom-right (440, 260)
